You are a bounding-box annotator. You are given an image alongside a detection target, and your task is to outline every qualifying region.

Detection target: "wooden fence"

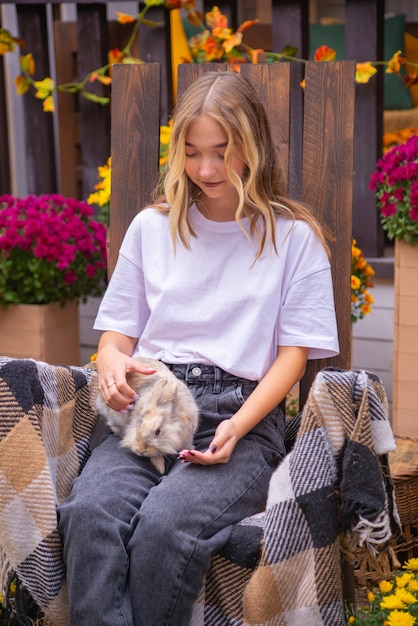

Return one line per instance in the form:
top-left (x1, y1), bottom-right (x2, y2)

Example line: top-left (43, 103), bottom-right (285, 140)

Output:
top-left (0, 0), bottom-right (387, 264)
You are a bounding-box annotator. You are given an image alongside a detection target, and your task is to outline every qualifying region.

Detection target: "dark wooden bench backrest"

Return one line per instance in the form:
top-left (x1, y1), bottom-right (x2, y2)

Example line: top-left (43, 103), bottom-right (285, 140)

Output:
top-left (109, 61), bottom-right (355, 409)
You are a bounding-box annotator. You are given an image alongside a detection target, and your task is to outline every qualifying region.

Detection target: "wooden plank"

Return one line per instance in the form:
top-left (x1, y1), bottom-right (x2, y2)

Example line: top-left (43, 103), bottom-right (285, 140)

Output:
top-left (271, 0), bottom-right (309, 198)
top-left (109, 63), bottom-right (161, 276)
top-left (346, 0), bottom-right (385, 259)
top-left (138, 6), bottom-right (172, 123)
top-left (300, 60), bottom-right (355, 404)
top-left (241, 63), bottom-right (291, 190)
top-left (0, 52), bottom-right (11, 194)
top-left (54, 20), bottom-right (79, 198)
top-left (16, 3), bottom-right (57, 194)
top-left (76, 3), bottom-right (110, 200)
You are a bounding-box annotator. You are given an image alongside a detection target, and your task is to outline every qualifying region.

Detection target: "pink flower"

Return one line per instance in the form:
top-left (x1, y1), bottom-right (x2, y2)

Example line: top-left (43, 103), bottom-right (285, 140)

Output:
top-left (0, 193), bottom-right (107, 306)
top-left (370, 134), bottom-right (418, 243)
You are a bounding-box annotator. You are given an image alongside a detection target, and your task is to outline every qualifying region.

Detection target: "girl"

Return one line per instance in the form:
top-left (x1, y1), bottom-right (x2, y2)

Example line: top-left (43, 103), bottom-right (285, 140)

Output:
top-left (58, 70), bottom-right (339, 625)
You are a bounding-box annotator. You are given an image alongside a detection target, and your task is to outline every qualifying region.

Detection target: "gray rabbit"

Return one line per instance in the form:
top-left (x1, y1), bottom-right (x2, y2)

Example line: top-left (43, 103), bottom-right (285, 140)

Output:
top-left (96, 358), bottom-right (199, 473)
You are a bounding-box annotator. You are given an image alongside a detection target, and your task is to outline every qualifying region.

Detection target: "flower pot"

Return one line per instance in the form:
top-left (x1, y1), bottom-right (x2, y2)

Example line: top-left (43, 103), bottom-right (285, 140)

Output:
top-left (0, 301), bottom-right (80, 366)
top-left (392, 240), bottom-right (418, 437)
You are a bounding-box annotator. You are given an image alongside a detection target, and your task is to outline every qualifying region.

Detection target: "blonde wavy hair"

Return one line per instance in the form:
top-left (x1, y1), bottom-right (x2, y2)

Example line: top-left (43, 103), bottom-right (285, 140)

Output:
top-left (153, 70), bottom-right (329, 259)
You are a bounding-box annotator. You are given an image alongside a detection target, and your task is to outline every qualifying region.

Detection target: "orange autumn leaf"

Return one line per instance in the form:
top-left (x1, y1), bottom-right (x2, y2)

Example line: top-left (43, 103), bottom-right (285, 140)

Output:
top-left (20, 52), bottom-right (35, 75)
top-left (356, 62), bottom-right (378, 83)
top-left (14, 74), bottom-right (30, 95)
top-left (314, 45), bottom-right (336, 61)
top-left (248, 48), bottom-right (264, 64)
top-left (43, 95), bottom-right (55, 113)
top-left (386, 50), bottom-right (404, 74)
top-left (206, 6), bottom-right (228, 30)
top-left (108, 48), bottom-right (126, 65)
top-left (404, 73), bottom-right (418, 87)
top-left (116, 12), bottom-right (136, 25)
top-left (223, 32), bottom-right (242, 53)
top-left (237, 19), bottom-right (259, 33)
top-left (164, 0), bottom-right (196, 8)
top-left (89, 72), bottom-right (112, 85)
top-left (212, 27), bottom-right (232, 41)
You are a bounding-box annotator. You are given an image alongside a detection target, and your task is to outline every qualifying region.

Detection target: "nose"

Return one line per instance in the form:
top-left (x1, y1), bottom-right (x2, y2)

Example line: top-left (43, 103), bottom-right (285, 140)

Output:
top-left (199, 155), bottom-right (216, 179)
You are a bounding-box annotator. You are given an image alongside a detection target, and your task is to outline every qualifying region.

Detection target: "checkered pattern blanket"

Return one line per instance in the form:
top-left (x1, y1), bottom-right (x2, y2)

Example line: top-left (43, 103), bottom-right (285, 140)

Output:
top-left (0, 360), bottom-right (399, 626)
top-left (0, 357), bottom-right (99, 626)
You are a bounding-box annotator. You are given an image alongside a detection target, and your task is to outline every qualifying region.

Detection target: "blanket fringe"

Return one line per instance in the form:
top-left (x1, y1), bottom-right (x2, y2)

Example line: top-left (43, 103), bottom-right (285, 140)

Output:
top-left (352, 511), bottom-right (393, 556)
top-left (0, 547), bottom-right (13, 601)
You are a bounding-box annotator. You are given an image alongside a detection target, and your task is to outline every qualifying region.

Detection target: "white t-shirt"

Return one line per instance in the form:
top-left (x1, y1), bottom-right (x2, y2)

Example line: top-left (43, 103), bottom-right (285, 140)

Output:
top-left (94, 204), bottom-right (339, 380)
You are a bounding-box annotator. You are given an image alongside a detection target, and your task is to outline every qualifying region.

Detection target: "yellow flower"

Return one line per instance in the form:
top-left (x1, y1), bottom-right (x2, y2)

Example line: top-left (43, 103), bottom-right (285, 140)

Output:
top-left (397, 573), bottom-right (413, 588)
top-left (395, 588), bottom-right (417, 604)
top-left (409, 579), bottom-right (418, 592)
top-left (387, 609), bottom-right (416, 626)
top-left (87, 157), bottom-right (111, 208)
top-left (368, 591), bottom-right (376, 602)
top-left (348, 617), bottom-right (355, 624)
top-left (351, 275), bottom-right (361, 290)
top-left (380, 579), bottom-right (394, 593)
top-left (355, 62), bottom-right (378, 83)
top-left (380, 595), bottom-right (406, 610)
top-left (404, 559), bottom-right (418, 572)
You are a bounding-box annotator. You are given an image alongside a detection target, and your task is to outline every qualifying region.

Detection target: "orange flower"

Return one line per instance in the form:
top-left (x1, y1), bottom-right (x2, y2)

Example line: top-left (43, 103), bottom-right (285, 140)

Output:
top-left (314, 45), bottom-right (336, 61)
top-left (386, 50), bottom-right (404, 74)
top-left (116, 12), bottom-right (136, 25)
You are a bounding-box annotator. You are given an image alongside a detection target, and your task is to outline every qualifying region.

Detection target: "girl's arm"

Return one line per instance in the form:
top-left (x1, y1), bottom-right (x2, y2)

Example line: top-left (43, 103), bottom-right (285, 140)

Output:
top-left (95, 331), bottom-right (156, 410)
top-left (180, 345), bottom-right (308, 465)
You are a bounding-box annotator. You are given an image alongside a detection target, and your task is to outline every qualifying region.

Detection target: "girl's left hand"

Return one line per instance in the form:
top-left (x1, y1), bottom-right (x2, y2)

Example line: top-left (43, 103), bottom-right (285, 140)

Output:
top-left (178, 419), bottom-right (238, 465)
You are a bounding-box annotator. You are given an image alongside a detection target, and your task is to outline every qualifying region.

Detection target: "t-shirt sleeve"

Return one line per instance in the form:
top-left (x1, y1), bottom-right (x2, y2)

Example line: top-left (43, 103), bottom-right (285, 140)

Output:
top-left (275, 222), bottom-right (339, 360)
top-left (94, 215), bottom-right (150, 338)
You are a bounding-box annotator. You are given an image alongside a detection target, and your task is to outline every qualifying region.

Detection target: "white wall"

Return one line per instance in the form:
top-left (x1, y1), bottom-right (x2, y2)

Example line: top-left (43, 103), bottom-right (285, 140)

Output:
top-left (352, 278), bottom-right (394, 417)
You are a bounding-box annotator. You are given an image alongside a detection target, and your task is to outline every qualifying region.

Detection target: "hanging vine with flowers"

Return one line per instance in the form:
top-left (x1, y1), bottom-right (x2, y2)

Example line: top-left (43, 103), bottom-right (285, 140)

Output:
top-left (0, 1), bottom-right (417, 113)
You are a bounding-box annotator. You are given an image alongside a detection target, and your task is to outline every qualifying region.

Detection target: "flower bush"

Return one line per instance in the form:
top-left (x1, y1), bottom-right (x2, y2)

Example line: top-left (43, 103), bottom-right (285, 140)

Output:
top-left (351, 239), bottom-right (375, 323)
top-left (0, 194), bottom-right (107, 308)
top-left (370, 134), bottom-right (418, 245)
top-left (346, 559), bottom-right (418, 625)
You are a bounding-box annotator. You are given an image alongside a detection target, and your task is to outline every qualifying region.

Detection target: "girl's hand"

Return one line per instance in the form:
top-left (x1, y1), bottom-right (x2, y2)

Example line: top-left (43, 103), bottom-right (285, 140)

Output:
top-left (178, 419), bottom-right (239, 466)
top-left (96, 343), bottom-right (156, 411)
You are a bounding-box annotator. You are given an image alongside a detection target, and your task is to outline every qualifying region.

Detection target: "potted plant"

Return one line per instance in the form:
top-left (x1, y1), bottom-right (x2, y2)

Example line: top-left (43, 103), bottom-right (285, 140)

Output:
top-left (370, 134), bottom-right (418, 438)
top-left (0, 193), bottom-right (107, 365)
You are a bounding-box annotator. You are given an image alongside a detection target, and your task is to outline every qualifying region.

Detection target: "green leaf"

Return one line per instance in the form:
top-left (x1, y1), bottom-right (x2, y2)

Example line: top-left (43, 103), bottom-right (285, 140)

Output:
top-left (81, 92), bottom-right (110, 105)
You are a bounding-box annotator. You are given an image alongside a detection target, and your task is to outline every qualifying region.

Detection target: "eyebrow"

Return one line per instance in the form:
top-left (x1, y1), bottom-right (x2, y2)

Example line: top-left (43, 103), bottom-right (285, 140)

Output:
top-left (185, 141), bottom-right (228, 148)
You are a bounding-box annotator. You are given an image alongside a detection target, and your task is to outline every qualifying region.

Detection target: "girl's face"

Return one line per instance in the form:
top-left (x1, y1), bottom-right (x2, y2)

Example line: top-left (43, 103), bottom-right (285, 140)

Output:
top-left (184, 115), bottom-right (245, 221)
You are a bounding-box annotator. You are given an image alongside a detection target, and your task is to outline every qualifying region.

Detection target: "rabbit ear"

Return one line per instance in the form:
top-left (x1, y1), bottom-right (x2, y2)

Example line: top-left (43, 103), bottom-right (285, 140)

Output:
top-left (151, 378), bottom-right (177, 403)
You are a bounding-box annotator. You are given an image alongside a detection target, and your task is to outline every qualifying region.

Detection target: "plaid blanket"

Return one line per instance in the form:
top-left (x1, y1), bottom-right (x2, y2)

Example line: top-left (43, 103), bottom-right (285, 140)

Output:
top-left (0, 357), bottom-right (99, 626)
top-left (191, 368), bottom-right (400, 626)
top-left (0, 361), bottom-right (399, 626)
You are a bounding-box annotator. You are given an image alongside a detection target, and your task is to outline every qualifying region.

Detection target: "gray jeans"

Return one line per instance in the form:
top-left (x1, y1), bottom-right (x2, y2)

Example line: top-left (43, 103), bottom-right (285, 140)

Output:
top-left (58, 363), bottom-right (285, 625)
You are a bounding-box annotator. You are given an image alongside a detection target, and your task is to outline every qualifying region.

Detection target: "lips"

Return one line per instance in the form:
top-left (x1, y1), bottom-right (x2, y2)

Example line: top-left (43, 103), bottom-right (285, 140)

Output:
top-left (201, 181), bottom-right (222, 189)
